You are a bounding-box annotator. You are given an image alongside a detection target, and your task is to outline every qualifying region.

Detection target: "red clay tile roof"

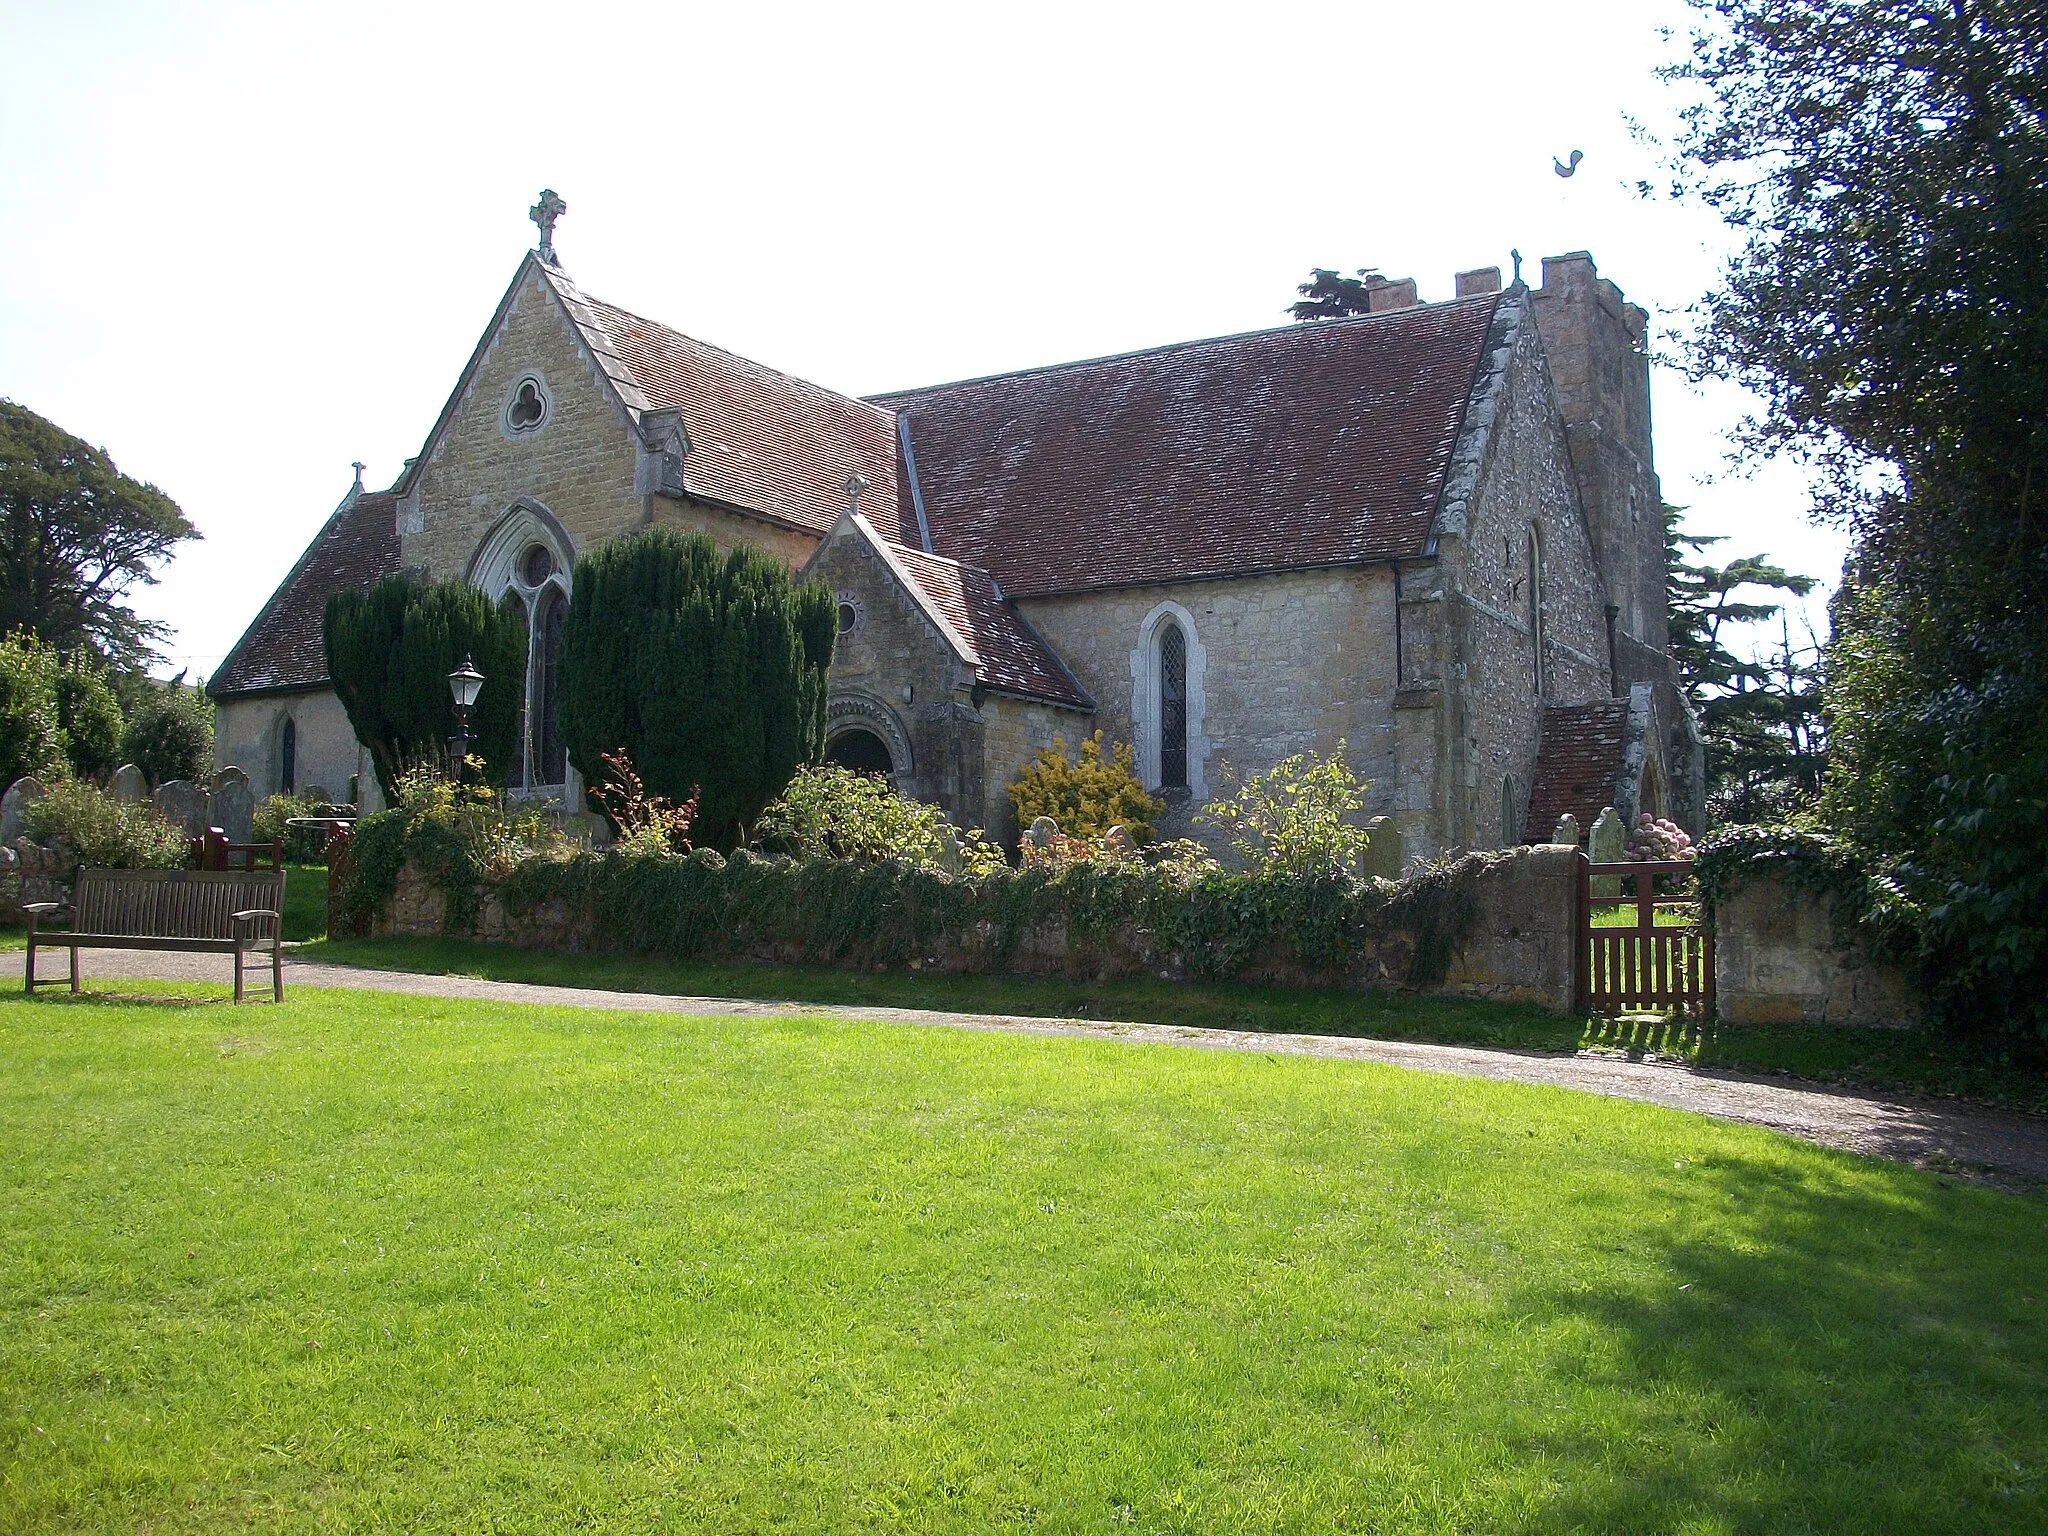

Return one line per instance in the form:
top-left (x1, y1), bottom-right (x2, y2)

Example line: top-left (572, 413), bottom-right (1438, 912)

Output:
top-left (876, 530), bottom-right (1092, 710)
top-left (209, 490), bottom-right (400, 699)
top-left (868, 295), bottom-right (1501, 597)
top-left (580, 296), bottom-right (898, 537)
top-left (1528, 698), bottom-right (1631, 841)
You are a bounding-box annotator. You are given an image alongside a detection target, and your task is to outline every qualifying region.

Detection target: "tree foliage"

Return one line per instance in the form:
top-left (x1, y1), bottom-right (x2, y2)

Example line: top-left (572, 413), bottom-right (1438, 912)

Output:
top-left (1006, 732), bottom-right (1163, 844)
top-left (1664, 505), bottom-right (1823, 821)
top-left (323, 573), bottom-right (527, 800)
top-left (119, 679), bottom-right (213, 787)
top-left (0, 632), bottom-right (67, 788)
top-left (1661, 0), bottom-right (2048, 1038)
top-left (1288, 267), bottom-right (1387, 322)
top-left (54, 652), bottom-right (124, 782)
top-left (558, 526), bottom-right (836, 849)
top-left (0, 400), bottom-right (199, 669)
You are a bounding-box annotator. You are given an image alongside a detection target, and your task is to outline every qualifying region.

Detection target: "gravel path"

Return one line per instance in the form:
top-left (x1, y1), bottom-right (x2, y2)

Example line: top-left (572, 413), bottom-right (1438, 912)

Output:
top-left (24, 946), bottom-right (2048, 1187)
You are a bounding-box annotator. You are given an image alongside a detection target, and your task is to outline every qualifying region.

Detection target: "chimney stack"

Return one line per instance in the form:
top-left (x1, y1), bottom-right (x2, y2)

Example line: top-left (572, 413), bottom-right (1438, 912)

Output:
top-left (1454, 266), bottom-right (1502, 297)
top-left (1366, 276), bottom-right (1419, 312)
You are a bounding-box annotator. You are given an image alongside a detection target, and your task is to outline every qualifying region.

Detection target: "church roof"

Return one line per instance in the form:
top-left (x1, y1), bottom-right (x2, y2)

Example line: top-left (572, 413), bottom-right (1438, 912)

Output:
top-left (884, 538), bottom-right (1093, 710)
top-left (869, 294), bottom-right (1502, 597)
top-left (576, 291), bottom-right (899, 537)
top-left (209, 488), bottom-right (400, 699)
top-left (1528, 697), bottom-right (1632, 841)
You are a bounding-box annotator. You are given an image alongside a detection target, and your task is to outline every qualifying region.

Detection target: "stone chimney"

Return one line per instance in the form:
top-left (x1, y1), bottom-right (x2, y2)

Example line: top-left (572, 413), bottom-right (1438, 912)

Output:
top-left (1366, 276), bottom-right (1419, 312)
top-left (1454, 266), bottom-right (1502, 297)
top-left (1525, 251), bottom-right (1668, 671)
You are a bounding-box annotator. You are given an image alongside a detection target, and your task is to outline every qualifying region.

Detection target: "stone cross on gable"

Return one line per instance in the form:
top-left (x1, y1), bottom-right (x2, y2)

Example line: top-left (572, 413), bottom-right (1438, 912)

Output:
top-left (844, 473), bottom-right (868, 517)
top-left (529, 188), bottom-right (568, 264)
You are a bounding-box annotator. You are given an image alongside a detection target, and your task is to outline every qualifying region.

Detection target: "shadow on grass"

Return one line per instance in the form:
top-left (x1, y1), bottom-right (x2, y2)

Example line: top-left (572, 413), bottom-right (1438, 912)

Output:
top-left (1509, 1154), bottom-right (2046, 1531)
top-left (308, 933), bottom-right (1585, 1052)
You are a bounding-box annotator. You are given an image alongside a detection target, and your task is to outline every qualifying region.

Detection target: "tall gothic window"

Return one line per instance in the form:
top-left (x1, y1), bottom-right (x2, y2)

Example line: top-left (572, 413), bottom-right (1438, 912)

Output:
top-left (1159, 621), bottom-right (1188, 790)
top-left (1527, 526), bottom-right (1546, 697)
top-left (471, 516), bottom-right (572, 793)
top-left (534, 586), bottom-right (567, 785)
top-left (281, 717), bottom-right (296, 795)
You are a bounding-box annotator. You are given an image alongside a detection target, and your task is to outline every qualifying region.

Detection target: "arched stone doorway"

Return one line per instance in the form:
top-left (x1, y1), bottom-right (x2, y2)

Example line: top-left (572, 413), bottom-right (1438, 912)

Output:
top-left (825, 727), bottom-right (894, 775)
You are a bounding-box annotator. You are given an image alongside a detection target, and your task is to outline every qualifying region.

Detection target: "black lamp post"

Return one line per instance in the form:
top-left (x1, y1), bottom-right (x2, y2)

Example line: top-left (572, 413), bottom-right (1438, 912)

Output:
top-left (447, 654), bottom-right (484, 781)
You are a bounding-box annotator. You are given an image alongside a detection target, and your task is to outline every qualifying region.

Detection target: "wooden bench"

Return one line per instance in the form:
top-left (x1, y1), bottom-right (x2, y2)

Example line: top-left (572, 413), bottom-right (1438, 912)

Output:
top-left (25, 868), bottom-right (287, 1003)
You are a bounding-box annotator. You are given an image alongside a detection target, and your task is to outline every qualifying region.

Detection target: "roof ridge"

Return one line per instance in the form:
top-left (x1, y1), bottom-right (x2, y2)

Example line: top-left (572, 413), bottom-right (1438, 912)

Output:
top-left (580, 293), bottom-right (895, 424)
top-left (867, 293), bottom-right (1502, 403)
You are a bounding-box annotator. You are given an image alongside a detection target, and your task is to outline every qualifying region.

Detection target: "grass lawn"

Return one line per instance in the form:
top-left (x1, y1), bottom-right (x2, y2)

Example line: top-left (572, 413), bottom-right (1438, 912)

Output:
top-left (2, 986), bottom-right (2044, 1532)
top-left (313, 934), bottom-right (2048, 1113)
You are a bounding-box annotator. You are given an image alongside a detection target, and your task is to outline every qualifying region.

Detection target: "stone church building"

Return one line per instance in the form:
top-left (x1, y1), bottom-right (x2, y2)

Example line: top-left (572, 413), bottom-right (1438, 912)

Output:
top-left (211, 198), bottom-right (1700, 861)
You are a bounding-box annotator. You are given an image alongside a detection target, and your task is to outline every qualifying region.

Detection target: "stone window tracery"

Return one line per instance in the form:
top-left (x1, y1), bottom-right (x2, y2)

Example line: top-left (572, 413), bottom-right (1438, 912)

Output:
top-left (501, 374), bottom-right (552, 438)
top-left (470, 507), bottom-right (575, 793)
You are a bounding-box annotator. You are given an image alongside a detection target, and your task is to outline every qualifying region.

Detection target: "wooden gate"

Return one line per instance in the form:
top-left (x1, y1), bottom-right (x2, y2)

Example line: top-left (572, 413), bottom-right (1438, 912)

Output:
top-left (1576, 856), bottom-right (1714, 1014)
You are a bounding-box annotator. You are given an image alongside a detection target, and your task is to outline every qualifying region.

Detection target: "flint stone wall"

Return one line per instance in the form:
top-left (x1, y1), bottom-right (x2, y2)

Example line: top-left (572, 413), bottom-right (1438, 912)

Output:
top-left (1714, 875), bottom-right (1921, 1028)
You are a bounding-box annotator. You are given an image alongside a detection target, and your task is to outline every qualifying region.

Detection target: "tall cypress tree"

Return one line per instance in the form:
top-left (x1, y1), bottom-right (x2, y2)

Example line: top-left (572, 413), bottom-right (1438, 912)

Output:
top-left (323, 574), bottom-right (527, 798)
top-left (560, 527), bottom-right (836, 847)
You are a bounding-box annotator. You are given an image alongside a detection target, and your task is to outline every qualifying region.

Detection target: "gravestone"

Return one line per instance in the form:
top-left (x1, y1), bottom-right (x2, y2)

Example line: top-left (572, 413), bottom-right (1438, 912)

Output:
top-left (108, 763), bottom-right (148, 803)
top-left (1023, 815), bottom-right (1060, 852)
top-left (1357, 816), bottom-right (1403, 881)
top-left (1550, 812), bottom-right (1580, 847)
top-left (152, 779), bottom-right (210, 837)
top-left (1588, 806), bottom-right (1625, 899)
top-left (936, 823), bottom-right (963, 876)
top-left (211, 765), bottom-right (251, 794)
top-left (209, 779), bottom-right (257, 844)
top-left (1102, 825), bottom-right (1138, 860)
top-left (0, 775), bottom-right (47, 846)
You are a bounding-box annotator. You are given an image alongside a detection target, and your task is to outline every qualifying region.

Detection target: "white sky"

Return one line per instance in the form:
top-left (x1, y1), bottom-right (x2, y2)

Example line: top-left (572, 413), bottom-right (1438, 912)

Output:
top-left (0, 0), bottom-right (1845, 679)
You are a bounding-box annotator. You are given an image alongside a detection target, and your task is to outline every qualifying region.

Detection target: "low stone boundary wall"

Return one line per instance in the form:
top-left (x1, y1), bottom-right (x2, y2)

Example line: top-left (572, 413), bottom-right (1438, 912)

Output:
top-left (365, 844), bottom-right (1585, 1012)
top-left (1714, 875), bottom-right (1920, 1027)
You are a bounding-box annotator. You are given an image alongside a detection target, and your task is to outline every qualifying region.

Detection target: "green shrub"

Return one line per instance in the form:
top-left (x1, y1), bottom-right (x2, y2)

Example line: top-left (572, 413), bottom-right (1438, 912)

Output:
top-left (54, 653), bottom-right (123, 781)
top-left (21, 778), bottom-right (187, 868)
top-left (1006, 732), bottom-right (1162, 843)
top-left (334, 764), bottom-right (573, 935)
top-left (1198, 745), bottom-right (1375, 878)
top-left (323, 573), bottom-right (527, 800)
top-left (559, 526), bottom-right (835, 849)
top-left (758, 764), bottom-right (1006, 874)
top-left (0, 631), bottom-right (66, 788)
top-left (121, 682), bottom-right (212, 786)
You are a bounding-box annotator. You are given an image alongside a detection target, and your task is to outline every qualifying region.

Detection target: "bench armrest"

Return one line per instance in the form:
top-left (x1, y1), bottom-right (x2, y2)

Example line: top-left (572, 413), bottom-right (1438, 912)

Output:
top-left (230, 909), bottom-right (280, 923)
top-left (22, 902), bottom-right (66, 916)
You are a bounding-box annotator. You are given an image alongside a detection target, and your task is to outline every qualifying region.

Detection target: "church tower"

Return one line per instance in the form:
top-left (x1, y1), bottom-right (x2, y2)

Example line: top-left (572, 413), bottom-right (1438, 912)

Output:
top-left (1526, 251), bottom-right (1671, 690)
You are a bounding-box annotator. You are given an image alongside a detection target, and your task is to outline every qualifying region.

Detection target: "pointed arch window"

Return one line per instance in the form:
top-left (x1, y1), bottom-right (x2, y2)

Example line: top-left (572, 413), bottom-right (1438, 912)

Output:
top-left (281, 717), bottom-right (297, 795)
top-left (469, 506), bottom-right (574, 792)
top-left (1159, 621), bottom-right (1189, 790)
top-left (1527, 525), bottom-right (1546, 698)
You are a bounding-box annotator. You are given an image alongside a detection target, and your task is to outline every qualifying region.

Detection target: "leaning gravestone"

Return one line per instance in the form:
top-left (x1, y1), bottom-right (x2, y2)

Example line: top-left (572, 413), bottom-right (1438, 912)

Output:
top-left (152, 779), bottom-right (210, 837)
top-left (108, 763), bottom-right (148, 803)
top-left (209, 778), bottom-right (257, 844)
top-left (1357, 816), bottom-right (1403, 881)
top-left (0, 775), bottom-right (46, 846)
top-left (1551, 812), bottom-right (1580, 848)
top-left (1102, 824), bottom-right (1138, 860)
top-left (1588, 806), bottom-right (1625, 899)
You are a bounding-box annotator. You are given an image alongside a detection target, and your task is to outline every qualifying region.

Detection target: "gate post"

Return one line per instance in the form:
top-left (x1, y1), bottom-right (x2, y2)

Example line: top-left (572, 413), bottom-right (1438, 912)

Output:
top-left (1573, 850), bottom-right (1590, 1012)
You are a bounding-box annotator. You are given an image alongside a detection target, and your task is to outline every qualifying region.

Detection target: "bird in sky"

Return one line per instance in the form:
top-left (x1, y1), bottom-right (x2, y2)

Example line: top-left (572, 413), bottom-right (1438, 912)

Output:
top-left (1553, 149), bottom-right (1584, 178)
